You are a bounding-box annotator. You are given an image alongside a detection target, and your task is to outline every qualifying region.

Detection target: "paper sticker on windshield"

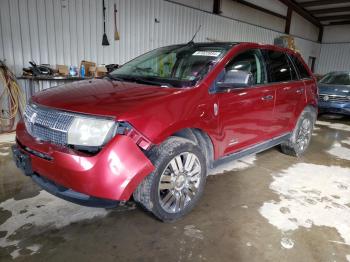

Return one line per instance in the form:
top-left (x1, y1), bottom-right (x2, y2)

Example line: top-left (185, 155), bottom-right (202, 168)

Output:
top-left (192, 51), bottom-right (221, 57)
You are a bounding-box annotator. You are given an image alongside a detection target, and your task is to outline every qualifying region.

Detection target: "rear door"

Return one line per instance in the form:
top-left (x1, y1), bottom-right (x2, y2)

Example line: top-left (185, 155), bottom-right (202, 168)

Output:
top-left (264, 50), bottom-right (306, 134)
top-left (215, 49), bottom-right (277, 156)
top-left (289, 54), bottom-right (317, 114)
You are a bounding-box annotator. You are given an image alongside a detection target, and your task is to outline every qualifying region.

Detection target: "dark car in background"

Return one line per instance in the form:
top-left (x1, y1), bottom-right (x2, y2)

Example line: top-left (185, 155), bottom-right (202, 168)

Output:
top-left (318, 71), bottom-right (350, 115)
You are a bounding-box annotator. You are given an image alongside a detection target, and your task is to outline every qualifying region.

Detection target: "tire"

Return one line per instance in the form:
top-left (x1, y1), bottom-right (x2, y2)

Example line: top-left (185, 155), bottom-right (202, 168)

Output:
top-left (281, 107), bottom-right (316, 157)
top-left (133, 136), bottom-right (207, 222)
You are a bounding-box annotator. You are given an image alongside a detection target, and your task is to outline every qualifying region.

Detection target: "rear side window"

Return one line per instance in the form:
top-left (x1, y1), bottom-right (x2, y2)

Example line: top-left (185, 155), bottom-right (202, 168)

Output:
top-left (265, 50), bottom-right (293, 82)
top-left (289, 55), bottom-right (311, 79)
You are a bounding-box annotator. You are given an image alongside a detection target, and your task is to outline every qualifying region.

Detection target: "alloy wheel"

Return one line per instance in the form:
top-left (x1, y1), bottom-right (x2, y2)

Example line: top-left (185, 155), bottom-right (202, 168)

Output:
top-left (158, 152), bottom-right (201, 213)
top-left (296, 118), bottom-right (312, 152)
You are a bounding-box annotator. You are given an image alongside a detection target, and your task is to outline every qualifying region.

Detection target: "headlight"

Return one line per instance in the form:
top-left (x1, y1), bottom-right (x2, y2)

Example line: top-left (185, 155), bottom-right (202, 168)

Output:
top-left (67, 116), bottom-right (115, 147)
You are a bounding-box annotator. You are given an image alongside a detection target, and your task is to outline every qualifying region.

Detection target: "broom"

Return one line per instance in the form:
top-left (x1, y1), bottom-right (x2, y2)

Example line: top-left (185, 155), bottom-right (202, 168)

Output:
top-left (114, 4), bottom-right (120, 41)
top-left (102, 0), bottom-right (109, 46)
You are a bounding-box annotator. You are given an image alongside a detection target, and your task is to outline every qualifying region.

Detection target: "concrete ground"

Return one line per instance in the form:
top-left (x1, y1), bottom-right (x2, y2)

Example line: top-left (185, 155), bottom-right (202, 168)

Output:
top-left (0, 115), bottom-right (350, 262)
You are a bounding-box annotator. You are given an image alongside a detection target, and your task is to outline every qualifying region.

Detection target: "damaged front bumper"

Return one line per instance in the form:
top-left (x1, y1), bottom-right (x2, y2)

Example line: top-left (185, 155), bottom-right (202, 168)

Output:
top-left (13, 122), bottom-right (155, 206)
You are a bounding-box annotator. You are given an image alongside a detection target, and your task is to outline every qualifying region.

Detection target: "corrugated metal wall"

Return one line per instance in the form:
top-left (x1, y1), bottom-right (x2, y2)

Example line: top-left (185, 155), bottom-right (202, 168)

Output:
top-left (317, 43), bottom-right (350, 74)
top-left (0, 0), bottom-right (320, 93)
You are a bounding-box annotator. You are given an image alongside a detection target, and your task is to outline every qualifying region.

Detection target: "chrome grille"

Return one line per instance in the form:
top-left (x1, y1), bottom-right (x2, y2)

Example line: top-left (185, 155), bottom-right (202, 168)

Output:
top-left (319, 94), bottom-right (350, 103)
top-left (24, 103), bottom-right (75, 145)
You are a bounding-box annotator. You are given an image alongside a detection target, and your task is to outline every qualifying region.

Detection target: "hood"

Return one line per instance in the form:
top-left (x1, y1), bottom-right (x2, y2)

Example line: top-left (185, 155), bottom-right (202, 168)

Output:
top-left (318, 83), bottom-right (350, 96)
top-left (32, 79), bottom-right (186, 118)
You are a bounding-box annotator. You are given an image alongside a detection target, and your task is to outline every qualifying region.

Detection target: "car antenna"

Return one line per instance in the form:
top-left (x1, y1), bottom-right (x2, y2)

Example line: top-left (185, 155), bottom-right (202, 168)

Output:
top-left (187, 25), bottom-right (201, 45)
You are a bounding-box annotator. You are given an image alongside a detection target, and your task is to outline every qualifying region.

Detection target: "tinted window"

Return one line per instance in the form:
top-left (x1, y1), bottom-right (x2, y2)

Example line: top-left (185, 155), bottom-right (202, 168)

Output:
top-left (225, 49), bottom-right (266, 85)
top-left (289, 55), bottom-right (311, 79)
top-left (265, 51), bottom-right (292, 82)
top-left (110, 44), bottom-right (230, 87)
top-left (286, 56), bottom-right (298, 80)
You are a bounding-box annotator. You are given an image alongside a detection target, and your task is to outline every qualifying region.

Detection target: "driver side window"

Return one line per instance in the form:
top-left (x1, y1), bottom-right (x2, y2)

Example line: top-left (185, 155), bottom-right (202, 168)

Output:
top-left (225, 49), bottom-right (266, 85)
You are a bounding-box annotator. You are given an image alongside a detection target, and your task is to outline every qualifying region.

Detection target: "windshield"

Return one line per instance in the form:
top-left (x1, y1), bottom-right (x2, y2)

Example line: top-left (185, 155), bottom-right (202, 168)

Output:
top-left (320, 72), bottom-right (350, 85)
top-left (109, 44), bottom-right (230, 88)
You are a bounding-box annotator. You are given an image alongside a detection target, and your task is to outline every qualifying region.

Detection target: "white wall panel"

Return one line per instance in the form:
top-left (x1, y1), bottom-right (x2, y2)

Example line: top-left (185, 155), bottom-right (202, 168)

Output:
top-left (295, 38), bottom-right (320, 64)
top-left (220, 0), bottom-right (285, 32)
top-left (245, 0), bottom-right (287, 16)
top-left (290, 12), bottom-right (319, 42)
top-left (323, 25), bottom-right (350, 43)
top-left (317, 43), bottom-right (350, 74)
top-left (170, 0), bottom-right (213, 12)
top-left (0, 0), bottom-right (320, 90)
top-left (0, 0), bottom-right (14, 70)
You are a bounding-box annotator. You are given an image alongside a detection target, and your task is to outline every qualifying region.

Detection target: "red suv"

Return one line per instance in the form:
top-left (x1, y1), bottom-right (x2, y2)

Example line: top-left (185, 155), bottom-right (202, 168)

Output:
top-left (13, 42), bottom-right (318, 221)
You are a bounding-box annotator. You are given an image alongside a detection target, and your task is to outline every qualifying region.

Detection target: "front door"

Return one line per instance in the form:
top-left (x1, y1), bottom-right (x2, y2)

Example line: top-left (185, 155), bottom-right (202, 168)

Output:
top-left (215, 49), bottom-right (276, 156)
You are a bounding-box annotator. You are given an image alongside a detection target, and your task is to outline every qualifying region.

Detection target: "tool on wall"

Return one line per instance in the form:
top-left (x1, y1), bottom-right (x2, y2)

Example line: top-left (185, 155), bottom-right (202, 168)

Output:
top-left (114, 4), bottom-right (120, 41)
top-left (102, 0), bottom-right (110, 46)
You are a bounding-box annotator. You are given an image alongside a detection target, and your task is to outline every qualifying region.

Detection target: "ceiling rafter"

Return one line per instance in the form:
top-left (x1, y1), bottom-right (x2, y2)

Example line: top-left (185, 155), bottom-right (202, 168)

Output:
top-left (311, 6), bottom-right (350, 15)
top-left (234, 0), bottom-right (287, 19)
top-left (300, 0), bottom-right (350, 8)
top-left (278, 0), bottom-right (322, 26)
top-left (328, 20), bottom-right (350, 25)
top-left (318, 14), bottom-right (350, 21)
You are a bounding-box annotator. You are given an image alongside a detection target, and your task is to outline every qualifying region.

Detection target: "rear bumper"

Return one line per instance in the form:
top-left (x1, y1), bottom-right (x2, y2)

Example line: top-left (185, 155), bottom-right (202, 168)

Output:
top-left (318, 101), bottom-right (350, 115)
top-left (14, 121), bottom-right (155, 201)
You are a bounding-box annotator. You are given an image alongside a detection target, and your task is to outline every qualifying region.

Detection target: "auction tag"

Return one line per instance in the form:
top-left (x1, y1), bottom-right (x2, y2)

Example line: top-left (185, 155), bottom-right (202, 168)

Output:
top-left (192, 51), bottom-right (221, 57)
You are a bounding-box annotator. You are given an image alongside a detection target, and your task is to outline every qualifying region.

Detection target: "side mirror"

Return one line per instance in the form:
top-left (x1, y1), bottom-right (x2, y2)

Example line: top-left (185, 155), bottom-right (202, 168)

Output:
top-left (216, 70), bottom-right (254, 91)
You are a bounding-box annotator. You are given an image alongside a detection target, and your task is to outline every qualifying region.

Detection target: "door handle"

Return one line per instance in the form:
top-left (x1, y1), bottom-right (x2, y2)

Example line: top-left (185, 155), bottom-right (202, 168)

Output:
top-left (261, 95), bottom-right (274, 101)
top-left (296, 88), bottom-right (304, 94)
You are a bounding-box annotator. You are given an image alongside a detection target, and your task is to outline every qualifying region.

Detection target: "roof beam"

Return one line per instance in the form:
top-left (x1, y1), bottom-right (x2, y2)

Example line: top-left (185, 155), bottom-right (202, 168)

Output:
top-left (278, 0), bottom-right (322, 27)
top-left (318, 26), bottom-right (323, 42)
top-left (327, 20), bottom-right (350, 25)
top-left (285, 6), bottom-right (293, 33)
top-left (318, 14), bottom-right (350, 21)
top-left (311, 6), bottom-right (350, 15)
top-left (301, 0), bottom-right (350, 8)
top-left (213, 0), bottom-right (221, 14)
top-left (234, 0), bottom-right (286, 19)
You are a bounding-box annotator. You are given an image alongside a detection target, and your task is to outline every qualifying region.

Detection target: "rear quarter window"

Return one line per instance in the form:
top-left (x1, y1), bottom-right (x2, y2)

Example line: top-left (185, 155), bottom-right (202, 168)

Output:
top-left (264, 50), bottom-right (292, 83)
top-left (289, 55), bottom-right (311, 79)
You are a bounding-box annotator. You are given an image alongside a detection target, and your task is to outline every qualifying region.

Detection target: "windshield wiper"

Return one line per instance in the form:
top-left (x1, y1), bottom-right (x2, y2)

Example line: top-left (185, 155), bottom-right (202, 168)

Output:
top-left (128, 76), bottom-right (172, 87)
top-left (106, 74), bottom-right (172, 87)
top-left (105, 74), bottom-right (125, 82)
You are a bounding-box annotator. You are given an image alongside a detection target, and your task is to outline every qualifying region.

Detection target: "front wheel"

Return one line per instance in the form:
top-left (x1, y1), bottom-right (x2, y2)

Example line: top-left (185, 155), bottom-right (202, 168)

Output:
top-left (133, 137), bottom-right (207, 222)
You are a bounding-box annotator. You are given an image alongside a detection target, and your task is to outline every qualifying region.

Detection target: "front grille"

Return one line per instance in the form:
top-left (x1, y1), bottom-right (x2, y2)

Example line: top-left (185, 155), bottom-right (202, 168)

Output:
top-left (319, 94), bottom-right (350, 103)
top-left (24, 103), bottom-right (75, 145)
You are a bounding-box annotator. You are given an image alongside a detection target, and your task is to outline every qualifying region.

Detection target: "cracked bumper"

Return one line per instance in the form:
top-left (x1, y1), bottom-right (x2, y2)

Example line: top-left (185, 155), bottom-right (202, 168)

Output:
top-left (14, 122), bottom-right (155, 201)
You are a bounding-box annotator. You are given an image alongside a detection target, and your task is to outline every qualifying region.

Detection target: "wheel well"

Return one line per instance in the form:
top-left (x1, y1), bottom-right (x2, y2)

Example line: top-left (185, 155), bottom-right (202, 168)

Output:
top-left (305, 104), bottom-right (318, 122)
top-left (172, 128), bottom-right (214, 168)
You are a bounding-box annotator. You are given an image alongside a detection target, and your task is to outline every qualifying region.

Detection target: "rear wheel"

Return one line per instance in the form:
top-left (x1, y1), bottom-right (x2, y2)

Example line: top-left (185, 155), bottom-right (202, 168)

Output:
top-left (133, 137), bottom-right (206, 222)
top-left (281, 107), bottom-right (316, 157)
